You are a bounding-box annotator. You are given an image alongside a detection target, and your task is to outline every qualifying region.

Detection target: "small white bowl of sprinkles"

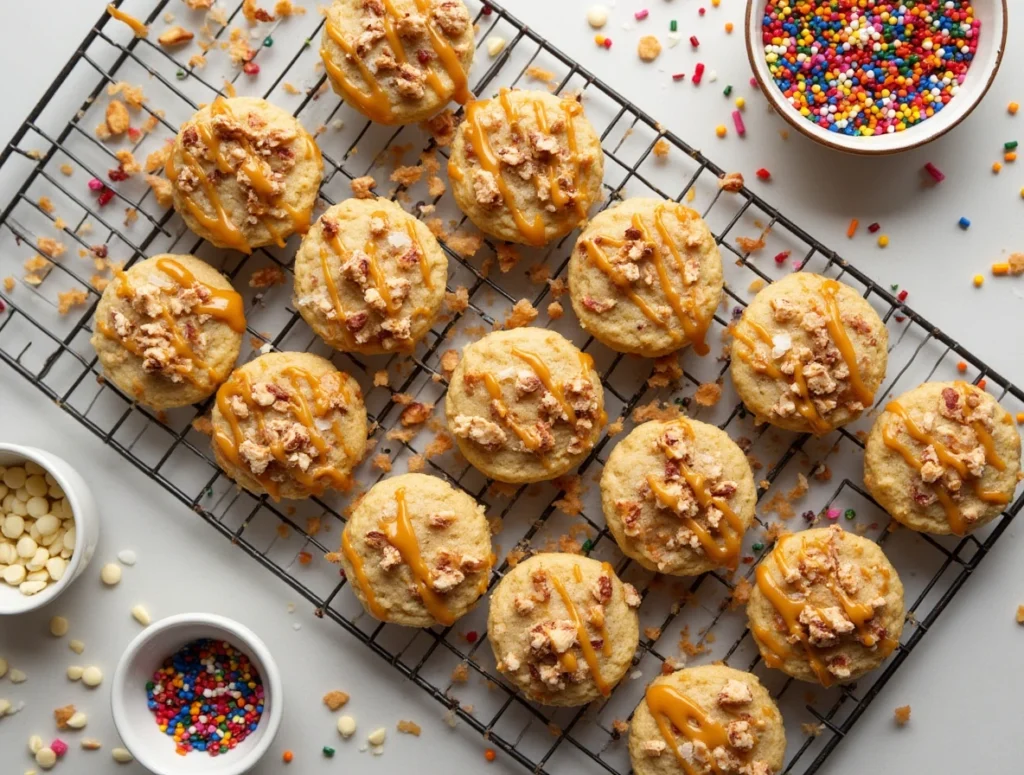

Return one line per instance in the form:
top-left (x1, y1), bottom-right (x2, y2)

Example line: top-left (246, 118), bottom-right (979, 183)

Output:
top-left (111, 613), bottom-right (282, 775)
top-left (746, 0), bottom-right (1008, 154)
top-left (0, 444), bottom-right (100, 615)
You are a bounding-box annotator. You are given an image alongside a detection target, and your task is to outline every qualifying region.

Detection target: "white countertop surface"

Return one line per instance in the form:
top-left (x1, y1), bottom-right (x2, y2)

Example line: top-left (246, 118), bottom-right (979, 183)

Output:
top-left (2, 1), bottom-right (1024, 773)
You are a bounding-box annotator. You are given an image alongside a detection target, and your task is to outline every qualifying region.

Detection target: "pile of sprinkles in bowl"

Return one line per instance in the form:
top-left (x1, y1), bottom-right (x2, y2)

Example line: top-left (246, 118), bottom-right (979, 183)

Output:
top-left (761, 1), bottom-right (981, 136)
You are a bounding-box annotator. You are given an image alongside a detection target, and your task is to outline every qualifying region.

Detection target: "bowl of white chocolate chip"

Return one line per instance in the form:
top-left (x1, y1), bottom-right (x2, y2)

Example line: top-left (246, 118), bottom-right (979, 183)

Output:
top-left (0, 444), bottom-right (100, 614)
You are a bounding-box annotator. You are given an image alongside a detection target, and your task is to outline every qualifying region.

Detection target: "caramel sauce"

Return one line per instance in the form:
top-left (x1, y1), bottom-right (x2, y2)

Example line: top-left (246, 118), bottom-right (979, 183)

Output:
top-left (730, 321), bottom-right (830, 434)
top-left (154, 258), bottom-right (246, 333)
top-left (646, 683), bottom-right (730, 775)
top-left (322, 1), bottom-right (470, 124)
top-left (549, 567), bottom-right (609, 696)
top-left (511, 347), bottom-right (576, 423)
top-left (106, 4), bottom-right (148, 36)
top-left (955, 381), bottom-right (1006, 471)
top-left (318, 246), bottom-right (353, 346)
top-left (820, 279), bottom-right (874, 406)
top-left (480, 372), bottom-right (542, 451)
top-left (380, 487), bottom-right (455, 625)
top-left (650, 205), bottom-right (712, 355)
top-left (581, 239), bottom-right (676, 335)
top-left (754, 561), bottom-right (831, 686)
top-left (342, 529), bottom-right (386, 618)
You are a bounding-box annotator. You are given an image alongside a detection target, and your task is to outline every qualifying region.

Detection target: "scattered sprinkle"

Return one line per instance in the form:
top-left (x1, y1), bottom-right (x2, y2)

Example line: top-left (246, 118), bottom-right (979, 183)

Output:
top-left (973, 274), bottom-right (984, 288)
top-left (1010, 102), bottom-right (1020, 115)
top-left (323, 746), bottom-right (336, 757)
top-left (283, 750), bottom-right (294, 763)
top-left (689, 35), bottom-right (700, 48)
top-left (923, 162), bottom-right (945, 182)
top-left (992, 161), bottom-right (1003, 174)
top-left (693, 62), bottom-right (705, 85)
top-left (732, 110), bottom-right (746, 136)
top-left (846, 218), bottom-right (859, 238)
top-left (878, 234), bottom-right (889, 248)
top-left (635, 9), bottom-right (649, 21)
top-left (958, 216), bottom-right (971, 230)
top-left (735, 97), bottom-right (746, 110)
top-left (716, 124), bottom-right (727, 138)
top-left (756, 168), bottom-right (771, 181)
top-left (485, 748), bottom-right (497, 762)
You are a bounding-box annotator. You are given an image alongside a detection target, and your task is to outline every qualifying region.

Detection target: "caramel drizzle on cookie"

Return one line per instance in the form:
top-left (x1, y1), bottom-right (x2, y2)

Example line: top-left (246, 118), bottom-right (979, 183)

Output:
top-left (729, 321), bottom-right (831, 435)
top-left (645, 419), bottom-right (746, 569)
top-left (342, 528), bottom-right (386, 618)
top-left (820, 278), bottom-right (874, 406)
top-left (98, 259), bottom-right (245, 389)
top-left (546, 563), bottom-right (613, 696)
top-left (165, 97), bottom-right (321, 254)
top-left (881, 382), bottom-right (1009, 535)
top-left (213, 366), bottom-right (355, 501)
top-left (582, 204), bottom-right (712, 355)
top-left (645, 683), bottom-right (731, 774)
top-left (322, 0), bottom-right (471, 124)
top-left (753, 533), bottom-right (897, 687)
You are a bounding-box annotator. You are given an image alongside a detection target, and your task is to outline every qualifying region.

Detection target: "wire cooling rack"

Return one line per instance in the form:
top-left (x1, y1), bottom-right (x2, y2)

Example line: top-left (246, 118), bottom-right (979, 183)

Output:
top-left (1, 1), bottom-right (1022, 773)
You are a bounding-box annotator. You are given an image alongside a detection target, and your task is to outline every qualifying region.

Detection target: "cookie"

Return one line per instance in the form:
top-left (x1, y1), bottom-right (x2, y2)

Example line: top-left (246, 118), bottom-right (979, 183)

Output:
top-left (488, 552), bottom-right (641, 706)
top-left (91, 254), bottom-right (245, 410)
top-left (729, 272), bottom-right (888, 435)
top-left (601, 418), bottom-right (756, 576)
top-left (210, 352), bottom-right (367, 501)
top-left (629, 665), bottom-right (786, 775)
top-left (746, 525), bottom-right (905, 686)
top-left (445, 328), bottom-right (606, 483)
top-left (320, 0), bottom-right (475, 125)
top-left (166, 96), bottom-right (322, 253)
top-left (448, 88), bottom-right (605, 246)
top-left (864, 380), bottom-right (1020, 536)
top-left (569, 198), bottom-right (723, 358)
top-left (337, 473), bottom-right (492, 627)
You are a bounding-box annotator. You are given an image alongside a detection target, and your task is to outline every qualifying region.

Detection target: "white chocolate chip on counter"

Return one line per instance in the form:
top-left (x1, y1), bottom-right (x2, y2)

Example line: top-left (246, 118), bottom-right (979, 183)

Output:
top-left (111, 747), bottom-right (134, 764)
top-left (29, 735), bottom-right (44, 754)
top-left (0, 698), bottom-right (11, 716)
top-left (10, 669), bottom-right (27, 684)
top-left (66, 711), bottom-right (88, 729)
top-left (100, 563), bottom-right (122, 586)
top-left (34, 748), bottom-right (57, 770)
top-left (69, 640), bottom-right (85, 655)
top-left (81, 738), bottom-right (102, 750)
top-left (338, 715), bottom-right (357, 738)
top-left (67, 666), bottom-right (84, 681)
top-left (50, 616), bottom-right (69, 637)
top-left (82, 666), bottom-right (103, 688)
top-left (116, 549), bottom-right (137, 566)
top-left (367, 727), bottom-right (387, 746)
top-left (485, 36), bottom-right (506, 57)
top-left (586, 4), bottom-right (609, 28)
top-left (131, 605), bottom-right (151, 626)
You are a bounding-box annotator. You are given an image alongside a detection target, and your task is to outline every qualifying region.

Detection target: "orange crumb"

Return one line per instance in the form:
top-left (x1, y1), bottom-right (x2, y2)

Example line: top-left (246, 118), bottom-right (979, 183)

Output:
top-left (893, 706), bottom-right (911, 726)
top-left (373, 370), bottom-right (389, 387)
top-left (350, 175), bottom-right (376, 198)
top-left (1017, 604), bottom-right (1024, 623)
top-left (547, 301), bottom-right (564, 319)
top-left (736, 234), bottom-right (766, 253)
top-left (694, 382), bottom-right (722, 407)
top-left (497, 243), bottom-right (521, 273)
top-left (445, 286), bottom-right (469, 313)
top-left (447, 230), bottom-right (484, 258)
top-left (748, 278), bottom-right (766, 293)
top-left (552, 475), bottom-right (583, 516)
top-left (451, 662), bottom-right (469, 683)
top-left (3, 276), bottom-right (15, 292)
top-left (801, 723), bottom-right (824, 737)
top-left (371, 453), bottom-right (392, 473)
top-left (249, 266), bottom-right (286, 288)
top-left (38, 196), bottom-right (55, 214)
top-left (525, 66), bottom-right (556, 87)
top-left (633, 400), bottom-right (680, 423)
top-left (397, 720), bottom-right (421, 736)
top-left (501, 298), bottom-right (538, 329)
top-left (727, 577), bottom-right (752, 610)
top-left (57, 289), bottom-right (88, 315)
top-left (323, 690), bottom-right (349, 710)
top-left (653, 138), bottom-right (670, 158)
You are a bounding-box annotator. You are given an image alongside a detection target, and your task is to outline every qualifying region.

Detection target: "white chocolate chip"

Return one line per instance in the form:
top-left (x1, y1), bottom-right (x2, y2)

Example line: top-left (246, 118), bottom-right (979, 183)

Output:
top-left (3, 565), bottom-right (26, 585)
top-left (26, 497), bottom-right (49, 518)
top-left (117, 549), bottom-right (137, 566)
top-left (2, 515), bottom-right (25, 539)
top-left (367, 727), bottom-right (386, 746)
top-left (82, 666), bottom-right (103, 688)
top-left (485, 36), bottom-right (506, 57)
top-left (131, 605), bottom-right (151, 626)
top-left (81, 738), bottom-right (102, 750)
top-left (67, 665), bottom-right (84, 681)
top-left (50, 616), bottom-right (69, 637)
top-left (111, 747), bottom-right (134, 764)
top-left (338, 715), bottom-right (357, 738)
top-left (586, 4), bottom-right (609, 28)
top-left (25, 476), bottom-right (47, 498)
top-left (34, 515), bottom-right (59, 536)
top-left (66, 711), bottom-right (88, 729)
top-left (9, 669), bottom-right (26, 683)
top-left (27, 548), bottom-right (49, 572)
top-left (0, 657), bottom-right (6, 678)
top-left (0, 698), bottom-right (10, 715)
top-left (29, 734), bottom-right (44, 753)
top-left (45, 558), bottom-right (66, 582)
top-left (19, 580), bottom-right (47, 596)
top-left (69, 640), bottom-right (85, 655)
top-left (34, 748), bottom-right (57, 770)
top-left (3, 467), bottom-right (26, 489)
top-left (100, 563), bottom-right (122, 586)
top-left (24, 461), bottom-right (45, 476)
top-left (16, 536), bottom-right (38, 559)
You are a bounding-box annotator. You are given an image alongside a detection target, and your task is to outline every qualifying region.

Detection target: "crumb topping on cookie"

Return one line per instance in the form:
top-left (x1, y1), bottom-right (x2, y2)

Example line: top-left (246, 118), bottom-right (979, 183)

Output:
top-left (97, 257), bottom-right (245, 388)
top-left (752, 526), bottom-right (897, 686)
top-left (168, 97), bottom-right (321, 254)
top-left (452, 348), bottom-right (603, 461)
top-left (214, 364), bottom-right (359, 500)
top-left (578, 202), bottom-right (715, 354)
top-left (299, 205), bottom-right (434, 352)
top-left (321, 0), bottom-right (472, 123)
top-left (881, 380), bottom-right (1009, 535)
top-left (617, 419), bottom-right (747, 571)
top-left (454, 88), bottom-right (599, 245)
top-left (643, 681), bottom-right (776, 775)
top-left (341, 486), bottom-right (491, 625)
top-left (731, 277), bottom-right (879, 434)
top-left (496, 560), bottom-right (639, 697)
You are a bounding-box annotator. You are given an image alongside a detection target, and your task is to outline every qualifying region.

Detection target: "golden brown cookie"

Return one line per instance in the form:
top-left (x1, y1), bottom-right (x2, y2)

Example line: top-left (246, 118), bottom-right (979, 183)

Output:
top-left (445, 328), bottom-right (606, 483)
top-left (210, 352), bottom-right (367, 501)
top-left (746, 525), bottom-right (905, 686)
top-left (448, 88), bottom-right (605, 246)
top-left (569, 198), bottom-right (723, 357)
top-left (167, 96), bottom-right (322, 253)
top-left (293, 197), bottom-right (448, 354)
top-left (91, 254), bottom-right (245, 410)
top-left (629, 665), bottom-right (786, 775)
top-left (729, 272), bottom-right (888, 435)
top-left (601, 418), bottom-right (756, 576)
top-left (864, 381), bottom-right (1020, 536)
top-left (487, 552), bottom-right (640, 706)
top-left (320, 0), bottom-right (475, 125)
top-left (337, 473), bottom-right (492, 627)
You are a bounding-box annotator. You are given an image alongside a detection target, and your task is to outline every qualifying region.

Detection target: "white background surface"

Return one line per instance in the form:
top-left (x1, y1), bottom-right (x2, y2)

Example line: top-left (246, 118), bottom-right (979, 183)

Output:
top-left (1, 1), bottom-right (1023, 773)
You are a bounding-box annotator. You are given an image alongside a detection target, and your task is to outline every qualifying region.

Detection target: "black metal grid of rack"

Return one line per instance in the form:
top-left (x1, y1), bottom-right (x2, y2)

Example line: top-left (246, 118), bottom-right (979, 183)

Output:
top-left (1, 2), bottom-right (1021, 773)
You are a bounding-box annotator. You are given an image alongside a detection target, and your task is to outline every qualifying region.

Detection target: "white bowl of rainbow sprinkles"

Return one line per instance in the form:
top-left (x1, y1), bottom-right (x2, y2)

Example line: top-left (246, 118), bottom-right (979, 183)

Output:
top-left (746, 0), bottom-right (1008, 154)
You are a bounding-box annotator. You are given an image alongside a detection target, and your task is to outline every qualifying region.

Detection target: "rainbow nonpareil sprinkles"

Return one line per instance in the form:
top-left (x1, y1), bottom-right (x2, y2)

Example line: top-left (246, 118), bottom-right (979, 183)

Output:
top-left (761, 1), bottom-right (980, 136)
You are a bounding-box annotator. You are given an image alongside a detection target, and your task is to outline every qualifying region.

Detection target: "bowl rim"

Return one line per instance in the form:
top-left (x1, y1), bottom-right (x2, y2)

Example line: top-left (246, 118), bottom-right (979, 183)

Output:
top-left (744, 0), bottom-right (1009, 156)
top-left (0, 443), bottom-right (93, 615)
top-left (110, 612), bottom-right (284, 775)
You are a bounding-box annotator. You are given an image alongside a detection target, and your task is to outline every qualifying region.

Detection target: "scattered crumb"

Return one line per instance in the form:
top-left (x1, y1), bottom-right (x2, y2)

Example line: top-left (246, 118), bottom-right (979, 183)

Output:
top-left (391, 165), bottom-right (423, 187)
top-left (786, 473), bottom-right (809, 501)
top-left (157, 25), bottom-right (194, 46)
top-left (606, 416), bottom-right (625, 436)
top-left (501, 299), bottom-right (538, 329)
top-left (124, 208), bottom-right (139, 227)
top-left (351, 175), bottom-right (376, 198)
top-left (727, 578), bottom-right (752, 610)
top-left (3, 276), bottom-right (14, 292)
top-left (762, 491), bottom-right (794, 520)
top-left (146, 175), bottom-right (174, 207)
top-left (644, 626), bottom-right (662, 641)
top-left (633, 400), bottom-right (680, 423)
top-left (552, 475), bottom-right (583, 516)
top-left (371, 453), bottom-right (392, 473)
top-left (54, 704), bottom-right (77, 728)
top-left (60, 163), bottom-right (74, 176)
top-left (422, 110), bottom-right (456, 147)
top-left (736, 235), bottom-right (766, 253)
top-left (38, 196), bottom-right (55, 214)
top-left (446, 230), bottom-right (483, 258)
top-left (677, 626), bottom-right (709, 658)
top-left (323, 690), bottom-right (349, 710)
top-left (450, 662), bottom-right (469, 683)
top-left (397, 720), bottom-right (421, 736)
top-left (547, 276), bottom-right (568, 298)
top-left (653, 138), bottom-right (670, 158)
top-left (58, 289), bottom-right (89, 315)
top-left (748, 278), bottom-right (766, 293)
top-left (612, 719), bottom-right (630, 737)
top-left (547, 301), bottom-right (564, 319)
top-left (526, 263), bottom-right (550, 285)
top-left (373, 370), bottom-right (389, 387)
top-left (103, 101), bottom-right (131, 137)
top-left (439, 349), bottom-right (459, 378)
top-left (718, 172), bottom-right (744, 192)
top-left (37, 236), bottom-right (66, 258)
top-left (188, 53), bottom-right (207, 69)
top-left (445, 286), bottom-right (469, 313)
top-left (106, 83), bottom-right (147, 108)
top-left (694, 382), bottom-right (722, 406)
top-left (894, 705), bottom-right (911, 726)
top-left (1017, 604), bottom-right (1024, 624)
top-left (648, 354), bottom-right (682, 388)
top-left (242, 0), bottom-right (275, 22)
top-left (801, 722), bottom-right (824, 737)
top-left (274, 0), bottom-right (306, 16)
top-left (144, 145), bottom-right (171, 173)
top-left (248, 266), bottom-right (286, 288)
top-left (497, 243), bottom-right (520, 273)
top-left (525, 66), bottom-right (556, 87)
top-left (638, 35), bottom-right (662, 62)
top-left (764, 522), bottom-right (788, 543)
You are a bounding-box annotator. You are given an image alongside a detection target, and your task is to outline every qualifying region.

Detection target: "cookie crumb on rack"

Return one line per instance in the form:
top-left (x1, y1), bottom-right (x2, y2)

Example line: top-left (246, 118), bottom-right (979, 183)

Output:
top-left (894, 705), bottom-right (911, 726)
top-left (653, 138), bottom-right (670, 158)
top-left (525, 66), bottom-right (556, 88)
top-left (350, 176), bottom-right (377, 199)
top-left (397, 720), bottom-right (421, 736)
top-left (444, 287), bottom-right (469, 313)
top-left (693, 381), bottom-right (722, 406)
top-left (547, 301), bottom-right (564, 320)
top-left (248, 266), bottom-right (286, 288)
top-left (726, 577), bottom-right (752, 610)
top-left (638, 35), bottom-right (662, 62)
top-left (648, 354), bottom-right (682, 388)
top-left (497, 244), bottom-right (520, 273)
top-left (501, 299), bottom-right (538, 329)
top-left (801, 722), bottom-right (824, 737)
top-left (323, 690), bottom-right (349, 711)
